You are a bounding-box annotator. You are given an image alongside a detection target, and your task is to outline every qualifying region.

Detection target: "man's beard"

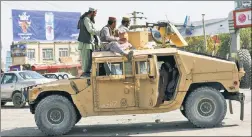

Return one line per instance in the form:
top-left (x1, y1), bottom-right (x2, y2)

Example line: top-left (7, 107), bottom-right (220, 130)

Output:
top-left (125, 23), bottom-right (129, 28)
top-left (90, 16), bottom-right (95, 24)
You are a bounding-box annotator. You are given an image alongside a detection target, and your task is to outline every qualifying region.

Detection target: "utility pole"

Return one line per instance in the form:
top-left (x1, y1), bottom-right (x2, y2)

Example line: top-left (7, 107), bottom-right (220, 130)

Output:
top-left (129, 11), bottom-right (147, 30)
top-left (202, 14), bottom-right (207, 51)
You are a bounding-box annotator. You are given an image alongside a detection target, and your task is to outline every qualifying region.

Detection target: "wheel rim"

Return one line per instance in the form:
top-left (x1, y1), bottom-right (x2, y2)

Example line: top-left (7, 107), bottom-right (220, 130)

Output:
top-left (197, 98), bottom-right (215, 117)
top-left (47, 108), bottom-right (64, 124)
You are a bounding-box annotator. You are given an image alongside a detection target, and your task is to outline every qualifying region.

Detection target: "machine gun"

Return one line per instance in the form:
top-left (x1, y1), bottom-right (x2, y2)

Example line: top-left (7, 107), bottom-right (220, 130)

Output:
top-left (129, 21), bottom-right (188, 47)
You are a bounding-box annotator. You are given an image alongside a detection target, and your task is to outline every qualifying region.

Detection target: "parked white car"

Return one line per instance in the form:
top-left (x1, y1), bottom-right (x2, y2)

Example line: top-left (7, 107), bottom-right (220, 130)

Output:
top-left (43, 72), bottom-right (75, 80)
top-left (1, 70), bottom-right (57, 108)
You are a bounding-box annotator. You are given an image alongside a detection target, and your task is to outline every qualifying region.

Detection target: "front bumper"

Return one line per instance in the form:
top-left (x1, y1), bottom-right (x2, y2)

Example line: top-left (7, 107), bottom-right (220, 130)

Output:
top-left (222, 92), bottom-right (245, 120)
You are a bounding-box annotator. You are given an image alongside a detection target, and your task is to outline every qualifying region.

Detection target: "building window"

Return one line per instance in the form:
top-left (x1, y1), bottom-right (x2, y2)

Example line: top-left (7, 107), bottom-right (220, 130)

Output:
top-left (27, 49), bottom-right (35, 59)
top-left (42, 49), bottom-right (53, 60)
top-left (59, 48), bottom-right (69, 57)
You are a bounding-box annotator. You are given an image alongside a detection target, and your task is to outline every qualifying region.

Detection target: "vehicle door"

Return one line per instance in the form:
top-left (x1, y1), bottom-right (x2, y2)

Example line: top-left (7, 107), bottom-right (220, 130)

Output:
top-left (133, 54), bottom-right (160, 108)
top-left (93, 56), bottom-right (135, 111)
top-left (1, 73), bottom-right (18, 99)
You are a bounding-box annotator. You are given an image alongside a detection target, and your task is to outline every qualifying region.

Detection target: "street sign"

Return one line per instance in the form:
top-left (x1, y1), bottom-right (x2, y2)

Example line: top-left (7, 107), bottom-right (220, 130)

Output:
top-left (235, 0), bottom-right (251, 10)
top-left (233, 8), bottom-right (252, 29)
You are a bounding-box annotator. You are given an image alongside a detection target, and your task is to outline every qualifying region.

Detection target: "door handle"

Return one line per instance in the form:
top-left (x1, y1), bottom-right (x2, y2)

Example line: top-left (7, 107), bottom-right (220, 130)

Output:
top-left (10, 85), bottom-right (14, 88)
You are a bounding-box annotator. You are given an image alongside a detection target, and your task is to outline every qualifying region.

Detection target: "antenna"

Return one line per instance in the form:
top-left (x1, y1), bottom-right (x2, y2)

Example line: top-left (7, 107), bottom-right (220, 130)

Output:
top-left (165, 14), bottom-right (168, 21)
top-left (129, 11), bottom-right (147, 26)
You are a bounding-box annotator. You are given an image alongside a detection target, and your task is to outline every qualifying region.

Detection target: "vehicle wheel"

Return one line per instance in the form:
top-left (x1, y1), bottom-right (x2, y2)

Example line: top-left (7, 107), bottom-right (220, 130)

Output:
top-left (35, 95), bottom-right (77, 136)
top-left (63, 74), bottom-right (69, 79)
top-left (1, 102), bottom-right (7, 106)
top-left (238, 49), bottom-right (251, 89)
top-left (185, 86), bottom-right (227, 128)
top-left (58, 75), bottom-right (64, 80)
top-left (12, 92), bottom-right (26, 108)
top-left (75, 113), bottom-right (82, 124)
top-left (180, 109), bottom-right (187, 118)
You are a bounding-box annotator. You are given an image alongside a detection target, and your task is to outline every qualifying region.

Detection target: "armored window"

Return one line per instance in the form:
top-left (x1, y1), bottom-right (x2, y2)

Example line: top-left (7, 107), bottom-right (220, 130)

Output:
top-left (59, 48), bottom-right (69, 57)
top-left (135, 61), bottom-right (150, 74)
top-left (42, 49), bottom-right (53, 60)
top-left (124, 61), bottom-right (132, 75)
top-left (97, 62), bottom-right (123, 76)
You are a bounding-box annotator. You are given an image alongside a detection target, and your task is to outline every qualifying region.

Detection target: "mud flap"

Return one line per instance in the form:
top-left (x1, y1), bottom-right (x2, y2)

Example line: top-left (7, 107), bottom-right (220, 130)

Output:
top-left (240, 95), bottom-right (245, 121)
top-left (229, 100), bottom-right (233, 114)
top-left (222, 92), bottom-right (245, 121)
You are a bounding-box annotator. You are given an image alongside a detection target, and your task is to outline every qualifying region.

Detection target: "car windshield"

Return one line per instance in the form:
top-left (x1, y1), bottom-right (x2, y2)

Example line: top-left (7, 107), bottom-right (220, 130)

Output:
top-left (19, 71), bottom-right (45, 80)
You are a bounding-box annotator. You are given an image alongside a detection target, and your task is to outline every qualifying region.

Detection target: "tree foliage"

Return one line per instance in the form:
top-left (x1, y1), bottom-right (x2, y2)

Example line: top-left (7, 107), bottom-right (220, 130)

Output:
top-left (183, 28), bottom-right (251, 58)
top-left (240, 28), bottom-right (252, 57)
top-left (216, 33), bottom-right (231, 58)
top-left (184, 36), bottom-right (205, 53)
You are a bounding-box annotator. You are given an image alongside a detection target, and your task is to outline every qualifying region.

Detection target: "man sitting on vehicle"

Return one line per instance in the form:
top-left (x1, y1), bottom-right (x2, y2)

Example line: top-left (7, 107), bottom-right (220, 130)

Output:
top-left (118, 17), bottom-right (130, 33)
top-left (100, 17), bottom-right (133, 56)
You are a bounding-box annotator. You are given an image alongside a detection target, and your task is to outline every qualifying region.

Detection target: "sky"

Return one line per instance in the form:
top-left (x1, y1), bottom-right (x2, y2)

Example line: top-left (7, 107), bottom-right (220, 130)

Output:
top-left (0, 1), bottom-right (235, 61)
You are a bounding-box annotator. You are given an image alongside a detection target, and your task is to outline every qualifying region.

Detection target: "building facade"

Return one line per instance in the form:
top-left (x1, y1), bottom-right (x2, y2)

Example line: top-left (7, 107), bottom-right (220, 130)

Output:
top-left (11, 42), bottom-right (80, 66)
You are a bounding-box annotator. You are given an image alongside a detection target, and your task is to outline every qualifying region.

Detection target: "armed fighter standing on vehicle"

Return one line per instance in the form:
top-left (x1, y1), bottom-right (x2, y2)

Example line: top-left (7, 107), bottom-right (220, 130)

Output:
top-left (77, 7), bottom-right (97, 77)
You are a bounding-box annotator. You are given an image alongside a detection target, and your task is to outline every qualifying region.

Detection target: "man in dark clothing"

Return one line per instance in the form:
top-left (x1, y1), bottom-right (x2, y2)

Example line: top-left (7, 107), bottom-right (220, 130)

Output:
top-left (77, 7), bottom-right (97, 77)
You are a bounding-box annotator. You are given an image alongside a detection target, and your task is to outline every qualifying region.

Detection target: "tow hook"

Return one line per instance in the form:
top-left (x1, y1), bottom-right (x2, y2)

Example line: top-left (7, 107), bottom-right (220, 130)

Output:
top-left (222, 92), bottom-right (245, 121)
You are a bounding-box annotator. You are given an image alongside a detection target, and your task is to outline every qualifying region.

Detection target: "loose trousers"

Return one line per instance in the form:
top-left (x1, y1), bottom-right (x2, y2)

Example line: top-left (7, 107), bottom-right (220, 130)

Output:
top-left (80, 48), bottom-right (92, 73)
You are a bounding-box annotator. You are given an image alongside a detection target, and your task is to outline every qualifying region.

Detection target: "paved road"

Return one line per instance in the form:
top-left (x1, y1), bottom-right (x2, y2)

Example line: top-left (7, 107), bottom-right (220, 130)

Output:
top-left (1, 89), bottom-right (251, 136)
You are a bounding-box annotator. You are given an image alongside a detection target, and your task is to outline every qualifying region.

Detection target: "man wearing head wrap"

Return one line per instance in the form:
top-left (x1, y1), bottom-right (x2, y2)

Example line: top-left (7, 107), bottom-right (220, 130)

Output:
top-left (118, 17), bottom-right (131, 33)
top-left (77, 7), bottom-right (97, 77)
top-left (100, 17), bottom-right (132, 56)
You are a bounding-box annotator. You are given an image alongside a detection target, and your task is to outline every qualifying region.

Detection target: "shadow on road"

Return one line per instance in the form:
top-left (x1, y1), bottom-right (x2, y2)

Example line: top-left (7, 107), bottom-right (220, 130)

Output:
top-left (1, 121), bottom-right (238, 136)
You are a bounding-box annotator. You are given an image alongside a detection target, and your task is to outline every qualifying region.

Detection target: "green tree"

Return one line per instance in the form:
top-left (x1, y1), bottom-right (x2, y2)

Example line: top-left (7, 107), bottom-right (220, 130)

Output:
top-left (240, 28), bottom-right (251, 49)
top-left (206, 35), bottom-right (217, 55)
top-left (183, 28), bottom-right (251, 58)
top-left (240, 28), bottom-right (252, 57)
top-left (216, 34), bottom-right (231, 58)
top-left (184, 36), bottom-right (205, 53)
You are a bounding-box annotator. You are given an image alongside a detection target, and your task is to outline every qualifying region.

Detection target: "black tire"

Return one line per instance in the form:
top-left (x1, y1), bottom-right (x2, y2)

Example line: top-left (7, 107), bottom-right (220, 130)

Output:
top-left (35, 95), bottom-right (77, 136)
top-left (1, 102), bottom-right (7, 106)
top-left (180, 109), bottom-right (187, 118)
top-left (184, 87), bottom-right (227, 128)
top-left (63, 74), bottom-right (69, 79)
top-left (58, 75), bottom-right (64, 80)
top-left (238, 49), bottom-right (251, 89)
top-left (75, 114), bottom-right (82, 124)
top-left (12, 92), bottom-right (26, 108)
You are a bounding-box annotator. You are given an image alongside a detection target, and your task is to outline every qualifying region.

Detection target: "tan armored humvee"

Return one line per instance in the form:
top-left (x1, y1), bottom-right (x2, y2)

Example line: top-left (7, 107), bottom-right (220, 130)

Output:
top-left (24, 22), bottom-right (246, 136)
